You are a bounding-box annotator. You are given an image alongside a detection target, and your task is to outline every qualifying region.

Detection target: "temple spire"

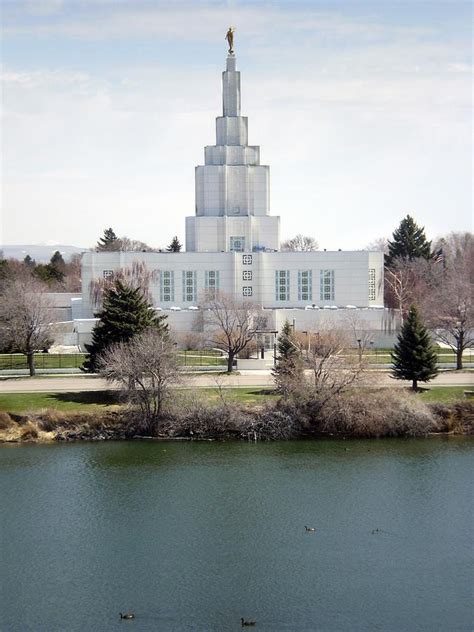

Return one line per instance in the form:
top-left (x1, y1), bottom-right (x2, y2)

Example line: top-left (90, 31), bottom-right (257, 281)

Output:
top-left (222, 55), bottom-right (240, 117)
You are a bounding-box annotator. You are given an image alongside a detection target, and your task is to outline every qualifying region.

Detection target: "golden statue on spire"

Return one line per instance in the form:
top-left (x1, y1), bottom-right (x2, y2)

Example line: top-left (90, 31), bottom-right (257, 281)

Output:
top-left (225, 27), bottom-right (235, 55)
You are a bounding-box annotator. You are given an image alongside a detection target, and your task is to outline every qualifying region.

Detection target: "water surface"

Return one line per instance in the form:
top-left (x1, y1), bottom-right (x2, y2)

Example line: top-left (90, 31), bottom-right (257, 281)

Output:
top-left (1, 438), bottom-right (473, 631)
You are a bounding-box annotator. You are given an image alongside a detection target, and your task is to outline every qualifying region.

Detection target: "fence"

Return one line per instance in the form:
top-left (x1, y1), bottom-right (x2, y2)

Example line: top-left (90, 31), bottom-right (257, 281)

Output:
top-left (0, 353), bottom-right (87, 370)
top-left (342, 348), bottom-right (474, 366)
top-left (0, 350), bottom-right (227, 371)
top-left (177, 350), bottom-right (226, 367)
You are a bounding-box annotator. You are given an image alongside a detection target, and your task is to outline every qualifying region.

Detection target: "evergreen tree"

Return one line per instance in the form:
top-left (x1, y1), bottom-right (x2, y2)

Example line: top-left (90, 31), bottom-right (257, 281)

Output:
top-left (49, 250), bottom-right (66, 282)
top-left (391, 305), bottom-right (438, 390)
top-left (166, 236), bottom-right (182, 252)
top-left (0, 258), bottom-right (8, 281)
top-left (385, 215), bottom-right (432, 267)
top-left (34, 251), bottom-right (65, 284)
top-left (97, 227), bottom-right (120, 251)
top-left (50, 250), bottom-right (65, 268)
top-left (82, 279), bottom-right (168, 372)
top-left (23, 254), bottom-right (36, 267)
top-left (272, 320), bottom-right (303, 394)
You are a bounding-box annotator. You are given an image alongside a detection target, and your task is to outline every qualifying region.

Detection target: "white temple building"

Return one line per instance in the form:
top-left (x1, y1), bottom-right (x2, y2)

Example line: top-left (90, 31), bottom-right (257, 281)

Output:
top-left (73, 52), bottom-right (396, 350)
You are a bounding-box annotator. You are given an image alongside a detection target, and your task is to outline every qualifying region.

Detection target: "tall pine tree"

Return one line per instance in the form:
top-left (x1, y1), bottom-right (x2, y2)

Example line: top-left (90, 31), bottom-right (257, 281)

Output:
top-left (391, 305), bottom-right (438, 390)
top-left (97, 228), bottom-right (120, 251)
top-left (82, 279), bottom-right (168, 372)
top-left (166, 236), bottom-right (182, 252)
top-left (49, 250), bottom-right (66, 280)
top-left (385, 215), bottom-right (432, 267)
top-left (272, 320), bottom-right (303, 394)
top-left (34, 251), bottom-right (65, 284)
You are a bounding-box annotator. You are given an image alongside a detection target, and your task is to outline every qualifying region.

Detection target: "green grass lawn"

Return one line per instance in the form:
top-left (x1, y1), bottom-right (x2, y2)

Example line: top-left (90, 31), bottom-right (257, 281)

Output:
top-left (0, 391), bottom-right (120, 413)
top-left (417, 386), bottom-right (471, 403)
top-left (0, 388), bottom-right (276, 413)
top-left (188, 387), bottom-right (276, 404)
top-left (0, 385), bottom-right (470, 414)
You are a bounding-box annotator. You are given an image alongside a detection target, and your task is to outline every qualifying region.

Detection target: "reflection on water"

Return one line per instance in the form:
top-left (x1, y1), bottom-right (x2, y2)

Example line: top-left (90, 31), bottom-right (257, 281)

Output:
top-left (1, 438), bottom-right (473, 631)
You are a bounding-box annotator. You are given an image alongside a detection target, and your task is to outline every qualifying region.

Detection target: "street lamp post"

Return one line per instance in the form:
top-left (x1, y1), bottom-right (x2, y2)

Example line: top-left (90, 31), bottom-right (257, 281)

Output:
top-left (302, 330), bottom-right (310, 356)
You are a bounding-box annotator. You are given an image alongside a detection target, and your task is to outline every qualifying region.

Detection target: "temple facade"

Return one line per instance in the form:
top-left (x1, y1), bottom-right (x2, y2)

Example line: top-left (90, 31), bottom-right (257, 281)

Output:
top-left (76, 53), bottom-right (392, 348)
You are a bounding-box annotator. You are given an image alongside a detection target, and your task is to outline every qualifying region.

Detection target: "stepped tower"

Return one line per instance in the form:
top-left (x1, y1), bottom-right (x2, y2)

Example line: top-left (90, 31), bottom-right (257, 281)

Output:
top-left (185, 54), bottom-right (280, 252)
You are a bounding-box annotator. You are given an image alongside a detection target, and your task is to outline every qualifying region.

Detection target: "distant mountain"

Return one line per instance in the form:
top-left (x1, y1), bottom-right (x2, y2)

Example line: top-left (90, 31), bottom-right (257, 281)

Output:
top-left (0, 244), bottom-right (88, 263)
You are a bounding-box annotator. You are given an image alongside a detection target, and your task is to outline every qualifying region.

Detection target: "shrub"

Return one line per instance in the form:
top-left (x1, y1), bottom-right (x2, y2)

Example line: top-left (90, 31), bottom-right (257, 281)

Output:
top-left (429, 401), bottom-right (474, 434)
top-left (312, 389), bottom-right (436, 437)
top-left (163, 394), bottom-right (301, 441)
top-left (0, 411), bottom-right (14, 429)
top-left (19, 421), bottom-right (39, 440)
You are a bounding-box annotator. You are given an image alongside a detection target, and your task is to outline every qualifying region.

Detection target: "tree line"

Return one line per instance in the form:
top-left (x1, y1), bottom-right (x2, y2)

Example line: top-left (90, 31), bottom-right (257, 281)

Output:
top-left (381, 217), bottom-right (472, 370)
top-left (0, 217), bottom-right (471, 378)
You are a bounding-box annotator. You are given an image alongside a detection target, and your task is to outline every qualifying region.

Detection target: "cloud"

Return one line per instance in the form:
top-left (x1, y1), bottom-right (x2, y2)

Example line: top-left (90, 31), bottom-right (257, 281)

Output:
top-left (1, 2), bottom-right (472, 247)
top-left (2, 1), bottom-right (443, 43)
top-left (22, 0), bottom-right (65, 16)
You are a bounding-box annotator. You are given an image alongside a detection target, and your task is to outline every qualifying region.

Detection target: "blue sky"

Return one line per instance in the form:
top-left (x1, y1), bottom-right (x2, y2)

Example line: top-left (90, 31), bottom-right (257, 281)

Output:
top-left (1, 0), bottom-right (472, 249)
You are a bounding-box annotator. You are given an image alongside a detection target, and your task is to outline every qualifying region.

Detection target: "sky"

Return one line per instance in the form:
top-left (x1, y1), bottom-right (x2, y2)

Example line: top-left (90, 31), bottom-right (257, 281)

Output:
top-left (1, 0), bottom-right (472, 250)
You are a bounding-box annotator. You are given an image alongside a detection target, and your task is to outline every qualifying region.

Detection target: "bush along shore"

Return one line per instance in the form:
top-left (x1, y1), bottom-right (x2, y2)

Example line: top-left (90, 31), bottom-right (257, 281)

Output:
top-left (0, 389), bottom-right (473, 443)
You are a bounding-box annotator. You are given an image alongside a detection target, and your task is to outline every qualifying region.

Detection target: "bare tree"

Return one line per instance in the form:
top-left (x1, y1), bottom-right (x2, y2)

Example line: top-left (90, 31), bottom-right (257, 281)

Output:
top-left (432, 232), bottom-right (474, 271)
top-left (89, 261), bottom-right (159, 308)
top-left (0, 275), bottom-right (53, 376)
top-left (64, 252), bottom-right (82, 292)
top-left (384, 255), bottom-right (431, 324)
top-left (302, 327), bottom-right (366, 408)
top-left (280, 234), bottom-right (318, 252)
top-left (202, 292), bottom-right (260, 372)
top-left (384, 264), bottom-right (416, 325)
top-left (365, 236), bottom-right (389, 254)
top-left (98, 329), bottom-right (180, 434)
top-left (116, 236), bottom-right (156, 252)
top-left (175, 331), bottom-right (205, 351)
top-left (95, 231), bottom-right (156, 253)
top-left (421, 232), bottom-right (473, 369)
top-left (342, 310), bottom-right (374, 358)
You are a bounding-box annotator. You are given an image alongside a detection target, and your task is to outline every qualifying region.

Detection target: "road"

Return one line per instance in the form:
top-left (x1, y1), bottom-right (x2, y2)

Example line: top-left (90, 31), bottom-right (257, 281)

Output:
top-left (0, 371), bottom-right (472, 393)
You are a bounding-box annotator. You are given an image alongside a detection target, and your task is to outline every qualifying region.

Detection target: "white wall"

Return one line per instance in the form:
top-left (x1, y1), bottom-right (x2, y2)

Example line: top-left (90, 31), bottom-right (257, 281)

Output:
top-left (72, 306), bottom-right (399, 351)
top-left (81, 249), bottom-right (384, 316)
top-left (185, 215), bottom-right (280, 252)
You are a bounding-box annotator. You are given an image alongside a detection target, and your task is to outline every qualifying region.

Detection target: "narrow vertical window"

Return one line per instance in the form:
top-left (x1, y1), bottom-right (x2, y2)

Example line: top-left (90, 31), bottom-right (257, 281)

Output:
top-left (298, 270), bottom-right (312, 301)
top-left (275, 270), bottom-right (290, 301)
top-left (368, 268), bottom-right (376, 301)
top-left (182, 271), bottom-right (197, 302)
top-left (205, 270), bottom-right (220, 297)
top-left (160, 271), bottom-right (175, 302)
top-left (320, 270), bottom-right (335, 301)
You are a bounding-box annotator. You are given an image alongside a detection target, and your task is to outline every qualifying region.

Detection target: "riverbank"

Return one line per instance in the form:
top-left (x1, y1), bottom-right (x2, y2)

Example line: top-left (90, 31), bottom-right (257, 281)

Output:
top-left (1, 388), bottom-right (472, 443)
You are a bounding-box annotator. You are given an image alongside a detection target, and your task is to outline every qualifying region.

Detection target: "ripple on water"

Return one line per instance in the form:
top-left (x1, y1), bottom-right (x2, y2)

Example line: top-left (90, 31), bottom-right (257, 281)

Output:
top-left (1, 438), bottom-right (473, 631)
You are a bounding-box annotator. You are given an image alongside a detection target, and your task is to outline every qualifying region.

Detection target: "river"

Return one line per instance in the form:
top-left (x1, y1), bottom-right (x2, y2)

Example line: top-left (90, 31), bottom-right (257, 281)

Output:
top-left (1, 439), bottom-right (472, 631)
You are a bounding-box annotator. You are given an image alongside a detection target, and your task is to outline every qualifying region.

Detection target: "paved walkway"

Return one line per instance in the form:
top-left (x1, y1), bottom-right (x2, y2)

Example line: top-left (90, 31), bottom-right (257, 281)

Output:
top-left (0, 370), bottom-right (472, 393)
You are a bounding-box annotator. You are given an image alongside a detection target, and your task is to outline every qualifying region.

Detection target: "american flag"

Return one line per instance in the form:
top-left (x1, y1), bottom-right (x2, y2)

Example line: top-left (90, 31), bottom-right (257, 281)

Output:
top-left (433, 248), bottom-right (444, 264)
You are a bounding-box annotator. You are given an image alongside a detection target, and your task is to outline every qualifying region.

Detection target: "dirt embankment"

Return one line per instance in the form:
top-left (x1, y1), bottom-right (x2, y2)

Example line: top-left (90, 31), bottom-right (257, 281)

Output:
top-left (0, 393), bottom-right (473, 444)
